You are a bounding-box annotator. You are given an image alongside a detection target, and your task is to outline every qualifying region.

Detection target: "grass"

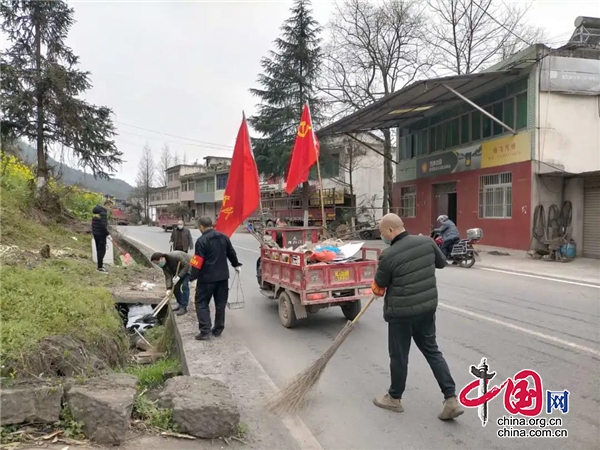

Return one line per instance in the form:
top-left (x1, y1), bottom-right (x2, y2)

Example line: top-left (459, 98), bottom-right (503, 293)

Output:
top-left (126, 357), bottom-right (181, 390)
top-left (0, 191), bottom-right (153, 379)
top-left (132, 393), bottom-right (175, 431)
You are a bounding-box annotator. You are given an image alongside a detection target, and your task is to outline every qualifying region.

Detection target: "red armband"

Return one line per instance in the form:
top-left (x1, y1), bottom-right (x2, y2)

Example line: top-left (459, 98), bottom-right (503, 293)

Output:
top-left (371, 281), bottom-right (386, 297)
top-left (190, 255), bottom-right (204, 270)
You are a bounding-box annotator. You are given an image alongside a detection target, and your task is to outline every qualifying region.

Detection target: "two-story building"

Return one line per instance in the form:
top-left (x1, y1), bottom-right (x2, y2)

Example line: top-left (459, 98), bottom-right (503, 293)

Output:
top-left (318, 16), bottom-right (600, 258)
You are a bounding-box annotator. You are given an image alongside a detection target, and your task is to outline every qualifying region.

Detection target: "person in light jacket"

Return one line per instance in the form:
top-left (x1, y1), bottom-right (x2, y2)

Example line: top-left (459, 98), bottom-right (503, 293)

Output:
top-left (151, 251), bottom-right (192, 316)
top-left (170, 220), bottom-right (194, 253)
top-left (435, 215), bottom-right (460, 260)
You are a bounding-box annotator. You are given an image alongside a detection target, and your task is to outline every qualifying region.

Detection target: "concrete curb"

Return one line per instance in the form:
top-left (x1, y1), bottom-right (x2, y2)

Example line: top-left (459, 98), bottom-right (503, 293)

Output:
top-left (121, 234), bottom-right (323, 450)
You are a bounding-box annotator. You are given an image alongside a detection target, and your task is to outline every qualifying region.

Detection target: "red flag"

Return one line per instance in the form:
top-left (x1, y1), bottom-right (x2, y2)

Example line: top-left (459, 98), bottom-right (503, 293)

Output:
top-left (215, 116), bottom-right (260, 238)
top-left (284, 103), bottom-right (320, 195)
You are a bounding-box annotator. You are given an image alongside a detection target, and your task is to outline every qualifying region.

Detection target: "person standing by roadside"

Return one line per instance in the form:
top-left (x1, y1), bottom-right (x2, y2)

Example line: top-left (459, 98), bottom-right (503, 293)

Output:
top-left (150, 251), bottom-right (192, 315)
top-left (170, 220), bottom-right (193, 253)
top-left (189, 216), bottom-right (242, 340)
top-left (91, 200), bottom-right (113, 273)
top-left (370, 213), bottom-right (464, 421)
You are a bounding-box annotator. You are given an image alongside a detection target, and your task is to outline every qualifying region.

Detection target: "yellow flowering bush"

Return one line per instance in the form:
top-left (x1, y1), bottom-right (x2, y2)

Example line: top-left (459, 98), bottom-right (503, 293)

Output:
top-left (0, 152), bottom-right (104, 220)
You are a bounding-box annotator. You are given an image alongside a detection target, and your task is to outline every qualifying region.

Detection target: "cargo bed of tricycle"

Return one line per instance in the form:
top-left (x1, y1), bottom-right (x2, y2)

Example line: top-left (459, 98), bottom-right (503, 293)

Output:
top-left (255, 227), bottom-right (380, 328)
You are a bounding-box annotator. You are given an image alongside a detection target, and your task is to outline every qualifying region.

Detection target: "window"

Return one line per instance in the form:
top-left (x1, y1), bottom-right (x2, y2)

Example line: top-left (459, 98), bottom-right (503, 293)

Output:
top-left (400, 186), bottom-right (417, 218)
top-left (195, 179), bottom-right (207, 193)
top-left (417, 129), bottom-right (428, 156)
top-left (216, 173), bottom-right (228, 190)
top-left (478, 172), bottom-right (512, 218)
top-left (516, 93), bottom-right (527, 129)
top-left (309, 153), bottom-right (340, 179)
top-left (460, 114), bottom-right (470, 145)
top-left (482, 106), bottom-right (492, 138)
top-left (400, 77), bottom-right (528, 158)
top-left (492, 102), bottom-right (504, 136)
top-left (168, 173), bottom-right (174, 183)
top-left (207, 177), bottom-right (215, 192)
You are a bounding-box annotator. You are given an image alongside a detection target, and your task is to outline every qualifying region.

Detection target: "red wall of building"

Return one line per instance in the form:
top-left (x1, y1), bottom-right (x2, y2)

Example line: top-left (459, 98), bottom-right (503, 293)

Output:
top-left (392, 161), bottom-right (532, 250)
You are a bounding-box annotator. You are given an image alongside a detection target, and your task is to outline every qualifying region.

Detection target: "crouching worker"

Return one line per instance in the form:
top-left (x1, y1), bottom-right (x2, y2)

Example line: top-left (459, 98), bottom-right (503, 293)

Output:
top-left (151, 251), bottom-right (191, 316)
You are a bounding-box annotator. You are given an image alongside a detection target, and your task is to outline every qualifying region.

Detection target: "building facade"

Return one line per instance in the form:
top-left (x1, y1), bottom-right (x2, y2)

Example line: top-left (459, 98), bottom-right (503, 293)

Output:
top-left (393, 38), bottom-right (600, 257)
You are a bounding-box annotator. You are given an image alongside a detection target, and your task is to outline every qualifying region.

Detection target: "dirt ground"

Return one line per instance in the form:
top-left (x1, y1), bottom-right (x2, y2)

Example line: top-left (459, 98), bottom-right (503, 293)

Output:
top-left (16, 433), bottom-right (246, 450)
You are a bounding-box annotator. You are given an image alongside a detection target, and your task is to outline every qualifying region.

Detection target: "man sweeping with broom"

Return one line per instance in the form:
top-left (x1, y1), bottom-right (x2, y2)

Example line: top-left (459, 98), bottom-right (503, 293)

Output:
top-left (371, 213), bottom-right (464, 420)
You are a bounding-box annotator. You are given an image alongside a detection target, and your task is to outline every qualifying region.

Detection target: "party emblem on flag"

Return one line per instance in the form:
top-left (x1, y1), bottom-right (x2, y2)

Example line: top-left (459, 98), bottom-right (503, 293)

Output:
top-left (298, 121), bottom-right (311, 138)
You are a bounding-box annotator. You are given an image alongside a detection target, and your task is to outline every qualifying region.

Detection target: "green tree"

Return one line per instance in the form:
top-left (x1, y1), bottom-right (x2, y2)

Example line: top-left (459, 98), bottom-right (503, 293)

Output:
top-left (249, 0), bottom-right (325, 224)
top-left (1, 0), bottom-right (122, 191)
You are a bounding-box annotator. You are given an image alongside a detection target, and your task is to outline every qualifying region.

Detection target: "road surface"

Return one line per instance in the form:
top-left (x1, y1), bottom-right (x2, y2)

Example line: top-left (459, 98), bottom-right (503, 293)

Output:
top-left (119, 226), bottom-right (600, 450)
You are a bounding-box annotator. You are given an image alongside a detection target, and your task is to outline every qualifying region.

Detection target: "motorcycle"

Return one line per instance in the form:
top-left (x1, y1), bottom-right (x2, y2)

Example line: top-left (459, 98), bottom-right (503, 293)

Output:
top-left (430, 228), bottom-right (481, 268)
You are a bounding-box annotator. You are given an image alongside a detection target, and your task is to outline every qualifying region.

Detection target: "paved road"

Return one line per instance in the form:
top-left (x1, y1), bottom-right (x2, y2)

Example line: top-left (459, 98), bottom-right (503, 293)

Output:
top-left (119, 226), bottom-right (600, 450)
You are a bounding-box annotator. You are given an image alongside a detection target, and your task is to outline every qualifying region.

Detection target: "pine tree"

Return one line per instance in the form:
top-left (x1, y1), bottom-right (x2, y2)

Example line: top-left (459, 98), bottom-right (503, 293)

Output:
top-left (248, 0), bottom-right (324, 178)
top-left (1, 0), bottom-right (122, 190)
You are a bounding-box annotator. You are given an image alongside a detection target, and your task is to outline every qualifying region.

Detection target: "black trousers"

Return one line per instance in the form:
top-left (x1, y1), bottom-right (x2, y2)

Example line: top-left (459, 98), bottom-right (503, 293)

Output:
top-left (441, 237), bottom-right (460, 259)
top-left (93, 234), bottom-right (107, 269)
top-left (388, 313), bottom-right (456, 400)
top-left (195, 280), bottom-right (229, 335)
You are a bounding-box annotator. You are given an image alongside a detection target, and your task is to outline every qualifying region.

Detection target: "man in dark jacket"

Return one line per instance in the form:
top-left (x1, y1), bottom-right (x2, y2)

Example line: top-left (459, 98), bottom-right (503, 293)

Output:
top-left (150, 251), bottom-right (192, 315)
top-left (170, 220), bottom-right (194, 253)
top-left (190, 216), bottom-right (241, 340)
top-left (91, 200), bottom-right (112, 273)
top-left (435, 215), bottom-right (460, 260)
top-left (371, 213), bottom-right (463, 421)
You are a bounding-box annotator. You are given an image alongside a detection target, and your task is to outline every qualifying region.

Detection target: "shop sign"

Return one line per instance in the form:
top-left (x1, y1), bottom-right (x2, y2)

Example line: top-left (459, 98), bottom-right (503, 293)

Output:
top-left (416, 144), bottom-right (482, 179)
top-left (396, 159), bottom-right (417, 182)
top-left (481, 132), bottom-right (531, 169)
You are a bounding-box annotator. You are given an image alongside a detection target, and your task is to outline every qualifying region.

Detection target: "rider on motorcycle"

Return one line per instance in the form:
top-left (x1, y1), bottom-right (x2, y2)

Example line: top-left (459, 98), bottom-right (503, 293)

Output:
top-left (435, 215), bottom-right (460, 260)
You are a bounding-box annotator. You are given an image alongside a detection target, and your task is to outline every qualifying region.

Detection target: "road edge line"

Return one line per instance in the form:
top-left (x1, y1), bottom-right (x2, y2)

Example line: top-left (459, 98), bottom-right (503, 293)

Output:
top-left (477, 266), bottom-right (600, 289)
top-left (439, 302), bottom-right (600, 357)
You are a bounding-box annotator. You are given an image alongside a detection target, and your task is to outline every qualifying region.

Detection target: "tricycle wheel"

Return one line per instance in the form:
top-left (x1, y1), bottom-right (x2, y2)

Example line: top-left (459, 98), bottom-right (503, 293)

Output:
top-left (341, 300), bottom-right (362, 321)
top-left (278, 291), bottom-right (298, 328)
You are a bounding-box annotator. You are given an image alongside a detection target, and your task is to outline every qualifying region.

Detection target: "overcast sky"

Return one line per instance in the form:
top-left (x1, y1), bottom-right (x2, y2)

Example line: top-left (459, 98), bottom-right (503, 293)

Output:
top-left (61, 0), bottom-right (600, 185)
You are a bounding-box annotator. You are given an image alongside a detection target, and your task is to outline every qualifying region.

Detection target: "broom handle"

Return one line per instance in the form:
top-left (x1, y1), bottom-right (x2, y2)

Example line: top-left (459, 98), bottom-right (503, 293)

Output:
top-left (351, 295), bottom-right (377, 325)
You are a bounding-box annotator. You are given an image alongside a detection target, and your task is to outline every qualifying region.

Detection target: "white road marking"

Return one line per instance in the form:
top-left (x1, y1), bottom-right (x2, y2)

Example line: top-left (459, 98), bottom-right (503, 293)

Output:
top-left (234, 245), bottom-right (260, 254)
top-left (439, 302), bottom-right (600, 357)
top-left (478, 267), bottom-right (600, 289)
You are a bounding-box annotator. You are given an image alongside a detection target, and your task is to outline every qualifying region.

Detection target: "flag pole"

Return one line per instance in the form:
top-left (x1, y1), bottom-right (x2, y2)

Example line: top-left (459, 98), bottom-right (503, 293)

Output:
top-left (306, 100), bottom-right (327, 233)
top-left (244, 110), bottom-right (265, 230)
top-left (315, 158), bottom-right (327, 232)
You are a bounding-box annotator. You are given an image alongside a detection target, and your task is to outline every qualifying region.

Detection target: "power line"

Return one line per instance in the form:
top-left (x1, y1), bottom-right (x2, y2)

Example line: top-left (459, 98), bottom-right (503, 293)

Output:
top-left (116, 129), bottom-right (233, 152)
top-left (115, 121), bottom-right (233, 149)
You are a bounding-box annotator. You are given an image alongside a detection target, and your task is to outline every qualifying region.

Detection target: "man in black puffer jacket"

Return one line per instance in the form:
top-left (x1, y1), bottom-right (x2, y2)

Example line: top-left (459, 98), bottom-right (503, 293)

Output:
top-left (371, 213), bottom-right (464, 421)
top-left (91, 200), bottom-right (113, 273)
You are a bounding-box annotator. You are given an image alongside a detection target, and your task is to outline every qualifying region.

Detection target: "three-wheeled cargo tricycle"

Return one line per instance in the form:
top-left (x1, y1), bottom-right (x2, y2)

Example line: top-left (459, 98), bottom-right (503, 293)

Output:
top-left (255, 227), bottom-right (381, 328)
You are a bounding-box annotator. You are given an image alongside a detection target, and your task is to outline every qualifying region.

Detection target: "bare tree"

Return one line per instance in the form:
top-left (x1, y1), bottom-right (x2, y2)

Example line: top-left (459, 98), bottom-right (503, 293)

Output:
top-left (426, 0), bottom-right (545, 75)
top-left (158, 144), bottom-right (171, 187)
top-left (173, 150), bottom-right (180, 166)
top-left (135, 143), bottom-right (156, 221)
top-left (320, 0), bottom-right (427, 213)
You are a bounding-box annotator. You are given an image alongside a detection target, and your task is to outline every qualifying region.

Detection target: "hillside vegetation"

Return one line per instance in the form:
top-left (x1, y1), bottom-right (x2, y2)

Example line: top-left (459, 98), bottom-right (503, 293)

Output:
top-left (0, 153), bottom-right (147, 379)
top-left (14, 142), bottom-right (133, 199)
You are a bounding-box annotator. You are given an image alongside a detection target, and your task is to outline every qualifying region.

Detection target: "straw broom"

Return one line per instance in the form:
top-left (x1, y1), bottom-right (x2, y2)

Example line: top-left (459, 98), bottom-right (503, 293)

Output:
top-left (266, 295), bottom-right (377, 415)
